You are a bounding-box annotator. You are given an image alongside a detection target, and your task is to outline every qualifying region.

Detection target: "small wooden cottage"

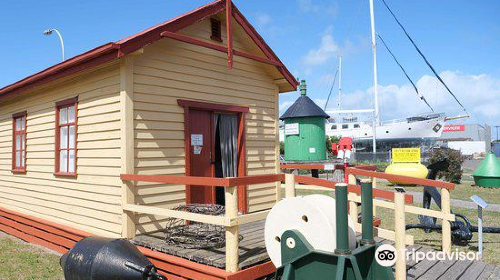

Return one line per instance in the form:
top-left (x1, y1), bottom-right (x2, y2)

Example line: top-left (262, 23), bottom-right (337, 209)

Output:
top-left (0, 0), bottom-right (296, 261)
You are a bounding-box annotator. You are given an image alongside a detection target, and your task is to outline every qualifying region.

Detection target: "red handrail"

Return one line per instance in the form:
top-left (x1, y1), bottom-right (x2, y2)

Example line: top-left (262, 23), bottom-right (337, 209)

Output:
top-left (120, 173), bottom-right (284, 187)
top-left (294, 175), bottom-right (413, 204)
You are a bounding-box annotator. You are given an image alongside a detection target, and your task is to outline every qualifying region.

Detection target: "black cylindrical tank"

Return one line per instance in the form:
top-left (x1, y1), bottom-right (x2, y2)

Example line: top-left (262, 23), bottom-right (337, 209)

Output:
top-left (60, 237), bottom-right (165, 280)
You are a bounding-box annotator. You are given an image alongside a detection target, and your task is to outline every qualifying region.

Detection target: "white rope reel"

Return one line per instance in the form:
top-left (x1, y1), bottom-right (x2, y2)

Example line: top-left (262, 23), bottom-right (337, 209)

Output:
top-left (264, 194), bottom-right (357, 267)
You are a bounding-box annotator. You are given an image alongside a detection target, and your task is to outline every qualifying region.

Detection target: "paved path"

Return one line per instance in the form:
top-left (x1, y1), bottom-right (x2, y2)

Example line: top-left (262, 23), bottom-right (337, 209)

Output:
top-left (406, 191), bottom-right (500, 213)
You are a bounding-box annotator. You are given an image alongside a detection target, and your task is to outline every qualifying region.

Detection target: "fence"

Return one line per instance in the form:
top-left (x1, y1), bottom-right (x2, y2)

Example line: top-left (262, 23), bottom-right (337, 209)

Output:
top-left (121, 169), bottom-right (454, 280)
top-left (120, 173), bottom-right (283, 273)
top-left (345, 167), bottom-right (455, 280)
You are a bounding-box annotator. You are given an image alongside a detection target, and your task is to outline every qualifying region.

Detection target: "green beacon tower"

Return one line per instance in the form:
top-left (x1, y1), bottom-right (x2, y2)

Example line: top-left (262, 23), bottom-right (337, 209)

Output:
top-left (280, 80), bottom-right (330, 161)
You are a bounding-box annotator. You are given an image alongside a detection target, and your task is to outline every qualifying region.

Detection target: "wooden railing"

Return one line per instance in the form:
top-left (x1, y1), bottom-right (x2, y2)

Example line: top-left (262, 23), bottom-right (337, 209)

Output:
top-left (120, 173), bottom-right (284, 273)
top-left (121, 170), bottom-right (453, 279)
top-left (346, 167), bottom-right (456, 280)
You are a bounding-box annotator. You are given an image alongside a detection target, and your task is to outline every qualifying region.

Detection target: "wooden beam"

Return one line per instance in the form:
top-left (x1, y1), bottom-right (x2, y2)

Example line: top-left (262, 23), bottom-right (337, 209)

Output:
top-left (121, 173), bottom-right (231, 187)
top-left (394, 192), bottom-right (407, 280)
top-left (441, 188), bottom-right (452, 253)
top-left (160, 31), bottom-right (283, 67)
top-left (226, 0), bottom-right (233, 69)
top-left (233, 210), bottom-right (270, 226)
top-left (161, 31), bottom-right (226, 52)
top-left (346, 167), bottom-right (455, 189)
top-left (228, 174), bottom-right (284, 186)
top-left (225, 186), bottom-right (239, 272)
top-left (120, 56), bottom-right (136, 239)
top-left (123, 203), bottom-right (228, 226)
top-left (233, 49), bottom-right (282, 66)
top-left (178, 99), bottom-right (250, 113)
top-left (293, 175), bottom-right (413, 203)
top-left (285, 174), bottom-right (296, 198)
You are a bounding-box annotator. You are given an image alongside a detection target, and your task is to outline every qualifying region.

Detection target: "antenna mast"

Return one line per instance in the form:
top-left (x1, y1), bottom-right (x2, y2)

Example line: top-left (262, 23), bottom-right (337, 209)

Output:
top-left (369, 0), bottom-right (379, 154)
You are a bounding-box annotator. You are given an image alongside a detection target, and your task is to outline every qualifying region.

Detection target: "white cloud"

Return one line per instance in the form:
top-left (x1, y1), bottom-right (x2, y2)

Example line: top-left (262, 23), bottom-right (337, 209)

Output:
top-left (297, 0), bottom-right (338, 16)
top-left (255, 12), bottom-right (272, 28)
top-left (314, 98), bottom-right (327, 110)
top-left (325, 71), bottom-right (500, 124)
top-left (279, 100), bottom-right (295, 111)
top-left (302, 27), bottom-right (340, 67)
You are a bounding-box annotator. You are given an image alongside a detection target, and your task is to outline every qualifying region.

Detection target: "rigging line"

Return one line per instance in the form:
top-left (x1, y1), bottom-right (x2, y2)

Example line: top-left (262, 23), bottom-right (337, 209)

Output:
top-left (324, 66), bottom-right (339, 111)
top-left (379, 0), bottom-right (468, 114)
top-left (377, 33), bottom-right (434, 111)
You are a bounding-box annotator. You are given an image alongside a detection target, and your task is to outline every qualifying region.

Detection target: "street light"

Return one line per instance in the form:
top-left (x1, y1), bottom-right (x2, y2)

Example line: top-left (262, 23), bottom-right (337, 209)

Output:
top-left (43, 28), bottom-right (65, 61)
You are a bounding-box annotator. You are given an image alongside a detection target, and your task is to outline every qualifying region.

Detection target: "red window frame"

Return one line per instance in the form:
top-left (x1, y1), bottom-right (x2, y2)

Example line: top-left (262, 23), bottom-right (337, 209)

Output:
top-left (12, 111), bottom-right (27, 173)
top-left (54, 97), bottom-right (78, 177)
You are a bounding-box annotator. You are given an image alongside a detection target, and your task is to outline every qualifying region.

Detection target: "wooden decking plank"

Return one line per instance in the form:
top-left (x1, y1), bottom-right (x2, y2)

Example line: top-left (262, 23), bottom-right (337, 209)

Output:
top-left (418, 258), bottom-right (457, 280)
top-left (407, 247), bottom-right (438, 280)
top-left (483, 266), bottom-right (500, 280)
top-left (458, 262), bottom-right (487, 280)
top-left (477, 264), bottom-right (495, 280)
top-left (133, 221), bottom-right (499, 279)
top-left (437, 260), bottom-right (473, 280)
top-left (405, 245), bottom-right (423, 270)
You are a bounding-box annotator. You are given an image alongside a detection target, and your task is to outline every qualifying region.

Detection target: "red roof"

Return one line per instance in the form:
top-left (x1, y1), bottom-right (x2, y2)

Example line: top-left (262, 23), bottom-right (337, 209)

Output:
top-left (0, 0), bottom-right (297, 102)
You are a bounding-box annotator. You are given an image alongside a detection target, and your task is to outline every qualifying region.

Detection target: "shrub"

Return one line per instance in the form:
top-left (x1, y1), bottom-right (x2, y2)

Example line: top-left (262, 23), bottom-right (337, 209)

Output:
top-left (428, 148), bottom-right (463, 183)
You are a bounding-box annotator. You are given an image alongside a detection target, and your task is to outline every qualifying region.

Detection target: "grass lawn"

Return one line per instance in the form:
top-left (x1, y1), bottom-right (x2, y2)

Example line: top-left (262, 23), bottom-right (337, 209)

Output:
top-left (0, 232), bottom-right (63, 279)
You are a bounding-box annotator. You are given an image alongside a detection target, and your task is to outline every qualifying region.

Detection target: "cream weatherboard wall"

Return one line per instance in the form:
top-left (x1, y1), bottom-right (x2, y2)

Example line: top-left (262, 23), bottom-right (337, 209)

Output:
top-left (0, 64), bottom-right (124, 237)
top-left (133, 18), bottom-right (281, 234)
top-left (0, 17), bottom-right (284, 237)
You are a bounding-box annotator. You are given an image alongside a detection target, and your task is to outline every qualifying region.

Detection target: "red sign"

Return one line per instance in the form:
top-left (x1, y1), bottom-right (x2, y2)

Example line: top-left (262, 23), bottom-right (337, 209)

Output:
top-left (443, 125), bottom-right (465, 132)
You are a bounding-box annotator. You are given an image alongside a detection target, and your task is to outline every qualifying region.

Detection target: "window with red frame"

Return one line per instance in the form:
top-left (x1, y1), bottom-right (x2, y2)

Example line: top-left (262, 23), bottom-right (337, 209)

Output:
top-left (12, 112), bottom-right (27, 172)
top-left (55, 98), bottom-right (77, 176)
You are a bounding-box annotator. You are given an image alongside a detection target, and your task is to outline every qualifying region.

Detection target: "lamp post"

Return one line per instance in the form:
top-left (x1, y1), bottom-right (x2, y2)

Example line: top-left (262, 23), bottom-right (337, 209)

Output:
top-left (44, 29), bottom-right (65, 61)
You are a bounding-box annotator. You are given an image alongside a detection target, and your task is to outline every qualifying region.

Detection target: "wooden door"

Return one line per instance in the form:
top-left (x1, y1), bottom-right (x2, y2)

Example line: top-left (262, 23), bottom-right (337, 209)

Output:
top-left (187, 109), bottom-right (215, 204)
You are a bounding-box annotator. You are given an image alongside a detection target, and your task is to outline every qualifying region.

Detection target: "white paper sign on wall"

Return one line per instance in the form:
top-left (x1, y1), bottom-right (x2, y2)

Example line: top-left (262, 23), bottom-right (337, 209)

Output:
top-left (191, 134), bottom-right (203, 146)
top-left (284, 123), bottom-right (299, 135)
top-left (324, 164), bottom-right (335, 170)
top-left (193, 146), bottom-right (202, 154)
top-left (309, 147), bottom-right (316, 153)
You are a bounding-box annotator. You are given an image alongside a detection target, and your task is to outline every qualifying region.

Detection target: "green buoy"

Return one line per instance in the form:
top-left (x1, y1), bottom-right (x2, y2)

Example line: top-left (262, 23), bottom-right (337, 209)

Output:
top-left (280, 80), bottom-right (330, 161)
top-left (473, 152), bottom-right (500, 188)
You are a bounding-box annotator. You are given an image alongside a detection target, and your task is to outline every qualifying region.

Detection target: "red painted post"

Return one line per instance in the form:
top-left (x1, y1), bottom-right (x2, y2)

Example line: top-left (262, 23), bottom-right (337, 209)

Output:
top-left (226, 0), bottom-right (233, 69)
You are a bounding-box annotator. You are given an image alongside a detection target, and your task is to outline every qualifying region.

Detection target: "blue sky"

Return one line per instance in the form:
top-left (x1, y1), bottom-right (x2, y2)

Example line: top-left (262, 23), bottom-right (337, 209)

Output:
top-left (1, 0), bottom-right (498, 130)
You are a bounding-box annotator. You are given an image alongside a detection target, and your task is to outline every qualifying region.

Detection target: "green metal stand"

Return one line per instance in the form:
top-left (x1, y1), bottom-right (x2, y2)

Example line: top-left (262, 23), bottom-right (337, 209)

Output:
top-left (274, 182), bottom-right (394, 280)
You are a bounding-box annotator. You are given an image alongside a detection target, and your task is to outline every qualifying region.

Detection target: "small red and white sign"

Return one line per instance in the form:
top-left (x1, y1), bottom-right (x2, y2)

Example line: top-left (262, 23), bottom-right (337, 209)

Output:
top-left (443, 125), bottom-right (465, 132)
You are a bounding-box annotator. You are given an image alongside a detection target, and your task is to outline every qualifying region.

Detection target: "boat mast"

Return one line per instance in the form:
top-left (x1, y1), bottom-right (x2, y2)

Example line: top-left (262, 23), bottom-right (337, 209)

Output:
top-left (337, 56), bottom-right (342, 120)
top-left (369, 0), bottom-right (379, 154)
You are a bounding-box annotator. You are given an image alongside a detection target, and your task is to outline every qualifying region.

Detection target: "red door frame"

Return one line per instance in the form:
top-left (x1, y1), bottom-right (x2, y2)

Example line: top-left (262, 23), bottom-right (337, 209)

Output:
top-left (178, 99), bottom-right (249, 213)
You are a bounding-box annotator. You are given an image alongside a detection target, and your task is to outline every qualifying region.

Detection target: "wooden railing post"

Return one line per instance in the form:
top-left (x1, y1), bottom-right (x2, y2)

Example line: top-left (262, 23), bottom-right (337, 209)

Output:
top-left (285, 174), bottom-right (296, 198)
top-left (441, 188), bottom-right (452, 253)
top-left (394, 191), bottom-right (407, 280)
top-left (372, 178), bottom-right (377, 217)
top-left (225, 186), bottom-right (239, 272)
top-left (348, 174), bottom-right (359, 226)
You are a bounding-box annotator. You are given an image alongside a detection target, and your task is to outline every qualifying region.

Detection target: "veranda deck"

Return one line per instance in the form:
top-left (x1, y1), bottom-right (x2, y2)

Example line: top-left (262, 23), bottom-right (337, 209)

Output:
top-left (133, 220), bottom-right (499, 279)
top-left (133, 220), bottom-right (268, 270)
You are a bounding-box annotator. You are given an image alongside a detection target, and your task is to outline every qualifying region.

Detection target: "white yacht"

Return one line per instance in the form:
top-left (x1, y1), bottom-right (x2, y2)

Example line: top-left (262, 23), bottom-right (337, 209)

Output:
top-left (325, 113), bottom-right (446, 141)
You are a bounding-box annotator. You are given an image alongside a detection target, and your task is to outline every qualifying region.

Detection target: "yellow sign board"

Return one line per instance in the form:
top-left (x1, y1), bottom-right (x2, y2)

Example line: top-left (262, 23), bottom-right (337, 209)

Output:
top-left (392, 148), bottom-right (421, 163)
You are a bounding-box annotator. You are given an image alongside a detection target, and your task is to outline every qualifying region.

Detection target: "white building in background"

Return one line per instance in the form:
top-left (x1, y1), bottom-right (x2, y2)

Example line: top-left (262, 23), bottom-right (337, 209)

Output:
top-left (439, 124), bottom-right (492, 156)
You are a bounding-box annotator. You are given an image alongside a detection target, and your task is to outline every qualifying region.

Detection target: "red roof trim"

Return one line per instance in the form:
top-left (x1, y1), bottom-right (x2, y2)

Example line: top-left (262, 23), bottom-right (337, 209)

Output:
top-left (0, 0), bottom-right (296, 102)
